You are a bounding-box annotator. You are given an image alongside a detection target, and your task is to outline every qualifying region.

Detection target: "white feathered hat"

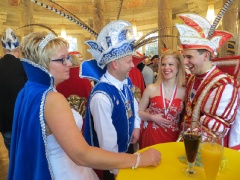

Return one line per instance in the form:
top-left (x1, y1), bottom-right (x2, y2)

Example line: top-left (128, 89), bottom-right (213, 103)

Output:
top-left (1, 27), bottom-right (20, 50)
top-left (80, 20), bottom-right (135, 82)
top-left (85, 20), bottom-right (135, 69)
top-left (175, 14), bottom-right (232, 55)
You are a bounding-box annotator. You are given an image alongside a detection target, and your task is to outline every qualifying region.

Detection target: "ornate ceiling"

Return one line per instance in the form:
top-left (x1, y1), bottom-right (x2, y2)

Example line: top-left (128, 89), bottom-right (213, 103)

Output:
top-left (1, 0), bottom-right (225, 38)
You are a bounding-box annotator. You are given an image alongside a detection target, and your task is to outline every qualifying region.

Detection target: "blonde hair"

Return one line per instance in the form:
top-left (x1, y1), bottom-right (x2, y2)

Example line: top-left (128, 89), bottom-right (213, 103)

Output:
top-left (20, 32), bottom-right (69, 70)
top-left (156, 49), bottom-right (185, 86)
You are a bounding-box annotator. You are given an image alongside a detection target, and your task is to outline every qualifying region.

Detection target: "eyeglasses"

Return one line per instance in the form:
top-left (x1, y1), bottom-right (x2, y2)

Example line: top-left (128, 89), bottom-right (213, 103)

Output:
top-left (51, 55), bottom-right (73, 65)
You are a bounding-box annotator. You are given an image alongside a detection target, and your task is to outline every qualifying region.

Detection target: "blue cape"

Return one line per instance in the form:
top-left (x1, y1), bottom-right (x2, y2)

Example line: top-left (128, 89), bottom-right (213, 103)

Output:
top-left (8, 59), bottom-right (54, 179)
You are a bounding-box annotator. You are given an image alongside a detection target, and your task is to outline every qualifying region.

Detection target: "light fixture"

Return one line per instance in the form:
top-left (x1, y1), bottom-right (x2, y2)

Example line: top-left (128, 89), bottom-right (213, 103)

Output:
top-left (206, 4), bottom-right (215, 24)
top-left (61, 28), bottom-right (67, 39)
top-left (60, 17), bottom-right (67, 39)
top-left (132, 25), bottom-right (137, 36)
top-left (128, 22), bottom-right (142, 40)
top-left (129, 3), bottom-right (142, 40)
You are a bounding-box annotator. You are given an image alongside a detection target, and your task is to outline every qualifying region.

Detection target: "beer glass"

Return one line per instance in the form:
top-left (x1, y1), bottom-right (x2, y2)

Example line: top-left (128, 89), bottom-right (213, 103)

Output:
top-left (182, 120), bottom-right (201, 175)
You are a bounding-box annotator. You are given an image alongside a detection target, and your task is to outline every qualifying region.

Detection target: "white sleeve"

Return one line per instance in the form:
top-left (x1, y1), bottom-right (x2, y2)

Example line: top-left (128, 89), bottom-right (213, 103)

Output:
top-left (228, 90), bottom-right (240, 148)
top-left (134, 97), bottom-right (141, 129)
top-left (200, 84), bottom-right (239, 134)
top-left (90, 93), bottom-right (119, 175)
top-left (202, 84), bottom-right (237, 121)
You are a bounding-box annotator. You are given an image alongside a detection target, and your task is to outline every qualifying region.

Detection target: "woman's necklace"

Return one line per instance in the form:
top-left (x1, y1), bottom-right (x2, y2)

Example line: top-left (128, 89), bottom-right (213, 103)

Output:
top-left (161, 82), bottom-right (177, 117)
top-left (164, 87), bottom-right (172, 93)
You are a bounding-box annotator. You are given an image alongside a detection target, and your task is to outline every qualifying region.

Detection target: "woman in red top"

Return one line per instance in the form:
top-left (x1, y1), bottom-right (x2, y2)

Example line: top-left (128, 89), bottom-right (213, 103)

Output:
top-left (139, 50), bottom-right (186, 149)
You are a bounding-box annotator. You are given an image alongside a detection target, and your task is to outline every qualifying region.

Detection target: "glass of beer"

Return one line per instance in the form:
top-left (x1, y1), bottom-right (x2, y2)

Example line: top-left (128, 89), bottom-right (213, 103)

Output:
top-left (201, 129), bottom-right (224, 180)
top-left (182, 120), bottom-right (201, 175)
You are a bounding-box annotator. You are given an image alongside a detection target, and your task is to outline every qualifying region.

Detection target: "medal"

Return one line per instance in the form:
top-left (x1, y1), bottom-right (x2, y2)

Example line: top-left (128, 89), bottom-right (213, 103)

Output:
top-left (119, 84), bottom-right (133, 120)
top-left (186, 102), bottom-right (192, 116)
top-left (103, 75), bottom-right (133, 120)
top-left (125, 101), bottom-right (133, 119)
top-left (127, 107), bottom-right (133, 119)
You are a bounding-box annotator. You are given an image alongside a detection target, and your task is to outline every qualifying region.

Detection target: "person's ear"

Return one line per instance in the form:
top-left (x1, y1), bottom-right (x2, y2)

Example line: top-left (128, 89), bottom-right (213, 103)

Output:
top-left (111, 60), bottom-right (119, 69)
top-left (204, 51), bottom-right (211, 60)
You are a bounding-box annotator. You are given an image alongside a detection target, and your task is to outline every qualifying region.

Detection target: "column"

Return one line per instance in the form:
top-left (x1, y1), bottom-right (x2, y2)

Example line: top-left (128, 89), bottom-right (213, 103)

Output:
top-left (158, 0), bottom-right (172, 54)
top-left (0, 12), bottom-right (7, 56)
top-left (19, 0), bottom-right (34, 37)
top-left (77, 34), bottom-right (91, 60)
top-left (0, 12), bottom-right (7, 30)
top-left (92, 0), bottom-right (104, 34)
top-left (220, 0), bottom-right (239, 57)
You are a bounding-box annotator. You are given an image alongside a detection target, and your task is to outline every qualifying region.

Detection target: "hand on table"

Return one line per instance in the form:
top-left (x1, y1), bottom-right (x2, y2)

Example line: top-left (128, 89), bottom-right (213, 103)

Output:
top-left (139, 148), bottom-right (161, 167)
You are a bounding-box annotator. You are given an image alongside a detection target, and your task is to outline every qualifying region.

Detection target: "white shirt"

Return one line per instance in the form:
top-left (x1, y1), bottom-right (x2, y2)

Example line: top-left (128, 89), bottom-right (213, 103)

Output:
top-left (90, 71), bottom-right (141, 175)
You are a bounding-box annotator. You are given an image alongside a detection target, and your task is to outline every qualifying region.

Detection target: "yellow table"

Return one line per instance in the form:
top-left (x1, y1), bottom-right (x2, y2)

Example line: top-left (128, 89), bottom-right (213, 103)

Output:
top-left (116, 142), bottom-right (240, 180)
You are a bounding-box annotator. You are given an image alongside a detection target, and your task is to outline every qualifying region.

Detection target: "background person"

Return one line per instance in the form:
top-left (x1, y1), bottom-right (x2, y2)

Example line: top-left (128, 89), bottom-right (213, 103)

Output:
top-left (8, 32), bottom-right (161, 179)
top-left (0, 27), bottom-right (27, 157)
top-left (137, 61), bottom-right (154, 86)
top-left (148, 55), bottom-right (159, 82)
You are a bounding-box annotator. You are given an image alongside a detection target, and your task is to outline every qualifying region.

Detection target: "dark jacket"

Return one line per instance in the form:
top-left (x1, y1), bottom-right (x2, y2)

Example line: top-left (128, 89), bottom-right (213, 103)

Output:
top-left (0, 54), bottom-right (27, 132)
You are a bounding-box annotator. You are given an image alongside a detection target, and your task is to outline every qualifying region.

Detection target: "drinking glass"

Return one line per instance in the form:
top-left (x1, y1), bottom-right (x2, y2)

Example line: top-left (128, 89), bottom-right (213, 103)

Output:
top-left (182, 120), bottom-right (201, 175)
top-left (200, 130), bottom-right (224, 180)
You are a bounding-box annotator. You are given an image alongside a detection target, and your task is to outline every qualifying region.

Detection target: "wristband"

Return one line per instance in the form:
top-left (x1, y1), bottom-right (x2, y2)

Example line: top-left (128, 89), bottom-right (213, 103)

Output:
top-left (132, 152), bottom-right (141, 170)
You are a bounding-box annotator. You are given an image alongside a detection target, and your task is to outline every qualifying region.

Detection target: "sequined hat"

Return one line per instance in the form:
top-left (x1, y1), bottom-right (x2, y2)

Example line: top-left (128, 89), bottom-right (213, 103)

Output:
top-left (1, 27), bottom-right (19, 50)
top-left (80, 20), bottom-right (135, 82)
top-left (85, 20), bottom-right (135, 69)
top-left (175, 14), bottom-right (232, 55)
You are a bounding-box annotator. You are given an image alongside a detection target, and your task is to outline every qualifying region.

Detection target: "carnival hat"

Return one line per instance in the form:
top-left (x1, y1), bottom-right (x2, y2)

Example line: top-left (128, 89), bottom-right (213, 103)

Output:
top-left (80, 20), bottom-right (135, 82)
top-left (1, 27), bottom-right (20, 50)
top-left (69, 51), bottom-right (83, 60)
top-left (175, 14), bottom-right (232, 55)
top-left (132, 55), bottom-right (148, 67)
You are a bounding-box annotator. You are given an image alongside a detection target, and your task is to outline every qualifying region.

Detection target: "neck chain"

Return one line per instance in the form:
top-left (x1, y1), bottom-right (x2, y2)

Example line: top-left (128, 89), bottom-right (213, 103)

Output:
top-left (104, 75), bottom-right (133, 119)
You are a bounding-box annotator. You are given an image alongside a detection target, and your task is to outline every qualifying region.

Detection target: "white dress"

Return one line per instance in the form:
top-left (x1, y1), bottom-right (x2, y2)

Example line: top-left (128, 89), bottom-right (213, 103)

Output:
top-left (47, 109), bottom-right (99, 180)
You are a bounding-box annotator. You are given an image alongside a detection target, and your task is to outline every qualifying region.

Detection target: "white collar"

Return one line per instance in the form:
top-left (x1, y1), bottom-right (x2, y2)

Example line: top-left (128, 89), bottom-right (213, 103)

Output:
top-left (101, 71), bottom-right (128, 90)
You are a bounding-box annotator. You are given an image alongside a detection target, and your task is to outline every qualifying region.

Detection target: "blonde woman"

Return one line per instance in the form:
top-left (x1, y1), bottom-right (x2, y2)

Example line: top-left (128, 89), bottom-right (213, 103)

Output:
top-left (139, 50), bottom-right (186, 149)
top-left (8, 32), bottom-right (161, 179)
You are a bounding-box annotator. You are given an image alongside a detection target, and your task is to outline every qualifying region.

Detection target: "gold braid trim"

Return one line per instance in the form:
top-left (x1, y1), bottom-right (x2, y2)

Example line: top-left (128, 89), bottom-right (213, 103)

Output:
top-left (210, 85), bottom-right (224, 115)
top-left (191, 69), bottom-right (219, 108)
top-left (223, 86), bottom-right (239, 121)
top-left (202, 115), bottom-right (230, 136)
top-left (192, 74), bottom-right (226, 122)
top-left (213, 60), bottom-right (240, 66)
top-left (67, 95), bottom-right (87, 119)
top-left (214, 115), bottom-right (231, 127)
top-left (134, 86), bottom-right (142, 103)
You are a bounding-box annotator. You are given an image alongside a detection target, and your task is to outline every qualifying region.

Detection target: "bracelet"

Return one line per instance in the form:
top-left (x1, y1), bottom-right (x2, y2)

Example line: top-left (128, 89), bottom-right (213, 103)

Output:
top-left (132, 152), bottom-right (141, 170)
